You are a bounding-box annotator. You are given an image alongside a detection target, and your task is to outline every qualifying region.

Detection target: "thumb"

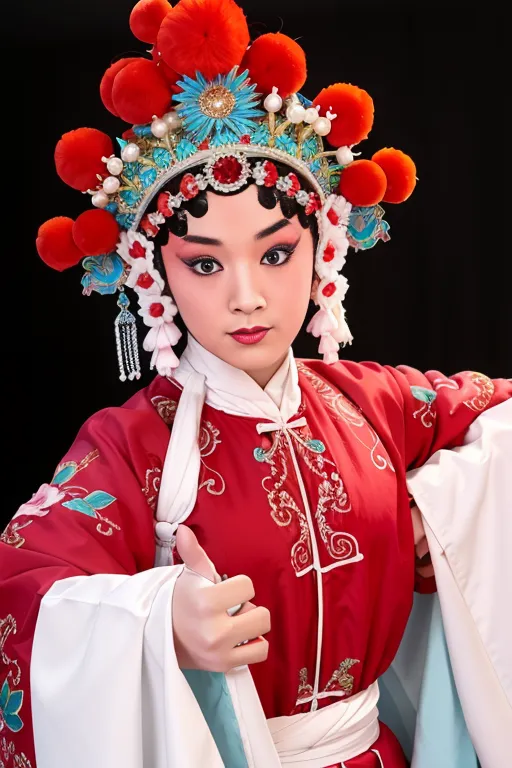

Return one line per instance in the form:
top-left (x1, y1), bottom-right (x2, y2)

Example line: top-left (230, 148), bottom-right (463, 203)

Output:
top-left (176, 525), bottom-right (219, 582)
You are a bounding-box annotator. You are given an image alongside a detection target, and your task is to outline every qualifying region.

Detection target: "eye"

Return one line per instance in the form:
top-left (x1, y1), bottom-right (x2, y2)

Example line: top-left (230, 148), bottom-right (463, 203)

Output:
top-left (186, 258), bottom-right (222, 276)
top-left (261, 244), bottom-right (296, 267)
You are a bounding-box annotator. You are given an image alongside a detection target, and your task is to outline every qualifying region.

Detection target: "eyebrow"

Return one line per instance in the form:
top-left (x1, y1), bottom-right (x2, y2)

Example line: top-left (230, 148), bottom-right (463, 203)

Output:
top-left (255, 219), bottom-right (291, 240)
top-left (182, 219), bottom-right (291, 247)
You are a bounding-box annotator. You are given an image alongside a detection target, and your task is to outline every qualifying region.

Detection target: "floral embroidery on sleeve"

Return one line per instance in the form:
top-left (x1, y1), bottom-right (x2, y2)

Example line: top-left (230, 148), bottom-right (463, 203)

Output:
top-left (0, 615), bottom-right (33, 767)
top-left (1, 450), bottom-right (120, 548)
top-left (410, 385), bottom-right (437, 428)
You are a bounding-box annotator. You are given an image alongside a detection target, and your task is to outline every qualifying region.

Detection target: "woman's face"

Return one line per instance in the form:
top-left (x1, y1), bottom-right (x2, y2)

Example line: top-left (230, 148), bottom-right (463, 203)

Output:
top-left (161, 184), bottom-right (315, 387)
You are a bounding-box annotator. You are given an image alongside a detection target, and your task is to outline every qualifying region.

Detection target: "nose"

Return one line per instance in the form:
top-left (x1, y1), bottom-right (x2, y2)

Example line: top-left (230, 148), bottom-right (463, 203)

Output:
top-left (228, 264), bottom-right (267, 315)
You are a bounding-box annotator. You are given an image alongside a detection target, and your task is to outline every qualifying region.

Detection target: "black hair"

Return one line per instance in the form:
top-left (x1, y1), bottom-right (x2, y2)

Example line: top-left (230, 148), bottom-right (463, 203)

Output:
top-left (146, 158), bottom-right (319, 286)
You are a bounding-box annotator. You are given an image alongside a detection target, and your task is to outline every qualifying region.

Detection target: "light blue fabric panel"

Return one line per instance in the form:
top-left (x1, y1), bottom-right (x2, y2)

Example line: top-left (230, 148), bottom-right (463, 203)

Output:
top-left (379, 593), bottom-right (478, 768)
top-left (183, 669), bottom-right (249, 768)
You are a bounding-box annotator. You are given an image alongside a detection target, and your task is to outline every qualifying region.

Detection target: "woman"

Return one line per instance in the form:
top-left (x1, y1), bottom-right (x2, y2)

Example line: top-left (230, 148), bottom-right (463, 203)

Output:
top-left (1, 1), bottom-right (510, 766)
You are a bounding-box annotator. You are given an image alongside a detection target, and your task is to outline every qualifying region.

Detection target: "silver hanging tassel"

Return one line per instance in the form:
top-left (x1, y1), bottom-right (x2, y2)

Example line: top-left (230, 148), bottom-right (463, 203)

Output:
top-left (114, 289), bottom-right (141, 382)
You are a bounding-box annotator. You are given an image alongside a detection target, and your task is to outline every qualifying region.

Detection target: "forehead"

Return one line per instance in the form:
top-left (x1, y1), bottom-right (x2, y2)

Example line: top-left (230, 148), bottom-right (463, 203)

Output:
top-left (185, 184), bottom-right (293, 237)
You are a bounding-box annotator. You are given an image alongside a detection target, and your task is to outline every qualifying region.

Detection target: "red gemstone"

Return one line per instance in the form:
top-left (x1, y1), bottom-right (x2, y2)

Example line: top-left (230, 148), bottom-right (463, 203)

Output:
top-left (261, 435), bottom-right (272, 451)
top-left (129, 241), bottom-right (146, 259)
top-left (287, 173), bottom-right (301, 197)
top-left (322, 282), bottom-right (336, 298)
top-left (323, 241), bottom-right (336, 262)
top-left (157, 192), bottom-right (173, 218)
top-left (240, 134), bottom-right (251, 144)
top-left (137, 272), bottom-right (155, 289)
top-left (327, 208), bottom-right (339, 226)
top-left (149, 302), bottom-right (165, 317)
top-left (198, 140), bottom-right (210, 150)
top-left (180, 173), bottom-right (199, 200)
top-left (305, 193), bottom-right (321, 215)
top-left (212, 156), bottom-right (243, 185)
top-left (263, 160), bottom-right (278, 187)
top-left (140, 216), bottom-right (158, 237)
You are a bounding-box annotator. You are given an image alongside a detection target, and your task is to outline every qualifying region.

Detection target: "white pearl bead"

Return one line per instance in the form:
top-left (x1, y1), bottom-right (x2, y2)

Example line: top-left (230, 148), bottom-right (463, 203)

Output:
top-left (106, 157), bottom-right (124, 176)
top-left (103, 176), bottom-right (120, 194)
top-left (286, 103), bottom-right (306, 124)
top-left (304, 107), bottom-right (319, 124)
top-left (313, 117), bottom-right (332, 136)
top-left (121, 143), bottom-right (140, 163)
top-left (264, 92), bottom-right (283, 113)
top-left (335, 146), bottom-right (354, 165)
top-left (92, 190), bottom-right (109, 208)
top-left (163, 110), bottom-right (182, 131)
top-left (151, 118), bottom-right (169, 138)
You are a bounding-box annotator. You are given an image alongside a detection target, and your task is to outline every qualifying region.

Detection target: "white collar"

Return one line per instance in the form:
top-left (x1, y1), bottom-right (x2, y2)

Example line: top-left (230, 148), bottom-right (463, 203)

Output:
top-left (154, 335), bottom-right (303, 562)
top-left (173, 334), bottom-right (302, 424)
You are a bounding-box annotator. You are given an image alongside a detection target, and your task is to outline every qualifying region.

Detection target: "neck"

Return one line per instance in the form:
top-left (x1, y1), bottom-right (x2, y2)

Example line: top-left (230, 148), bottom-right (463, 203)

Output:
top-left (245, 353), bottom-right (289, 389)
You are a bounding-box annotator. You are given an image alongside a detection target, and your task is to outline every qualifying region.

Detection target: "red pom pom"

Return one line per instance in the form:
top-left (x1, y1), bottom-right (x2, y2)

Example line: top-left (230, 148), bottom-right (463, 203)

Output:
top-left (36, 217), bottom-right (84, 271)
top-left (54, 128), bottom-right (113, 192)
top-left (314, 83), bottom-right (374, 148)
top-left (151, 46), bottom-right (181, 91)
top-left (72, 210), bottom-right (120, 256)
top-left (157, 0), bottom-right (249, 80)
top-left (339, 160), bottom-right (387, 207)
top-left (129, 0), bottom-right (172, 44)
top-left (111, 58), bottom-right (172, 124)
top-left (372, 148), bottom-right (417, 203)
top-left (100, 58), bottom-right (140, 117)
top-left (240, 33), bottom-right (306, 98)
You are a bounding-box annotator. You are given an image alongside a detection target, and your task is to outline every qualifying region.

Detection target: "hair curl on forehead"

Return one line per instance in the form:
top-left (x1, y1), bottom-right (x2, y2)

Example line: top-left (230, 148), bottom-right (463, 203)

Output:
top-left (145, 158), bottom-right (320, 251)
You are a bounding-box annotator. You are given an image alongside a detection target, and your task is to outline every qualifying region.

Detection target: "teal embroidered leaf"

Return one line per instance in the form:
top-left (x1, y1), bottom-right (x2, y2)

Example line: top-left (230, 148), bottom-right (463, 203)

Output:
top-left (253, 447), bottom-right (266, 462)
top-left (0, 679), bottom-right (8, 709)
top-left (410, 386), bottom-right (437, 404)
top-left (0, 682), bottom-right (24, 733)
top-left (5, 689), bottom-right (23, 716)
top-left (84, 491), bottom-right (116, 510)
top-left (306, 439), bottom-right (326, 454)
top-left (5, 712), bottom-right (23, 733)
top-left (52, 464), bottom-right (77, 486)
top-left (62, 498), bottom-right (97, 517)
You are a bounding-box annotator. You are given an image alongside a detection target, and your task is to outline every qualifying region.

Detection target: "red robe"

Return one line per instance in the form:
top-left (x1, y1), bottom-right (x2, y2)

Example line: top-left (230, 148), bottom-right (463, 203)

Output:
top-left (1, 360), bottom-right (510, 768)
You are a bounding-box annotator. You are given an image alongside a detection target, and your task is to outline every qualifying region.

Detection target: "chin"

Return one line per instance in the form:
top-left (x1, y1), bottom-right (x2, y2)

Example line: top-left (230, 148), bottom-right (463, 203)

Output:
top-left (225, 339), bottom-right (288, 371)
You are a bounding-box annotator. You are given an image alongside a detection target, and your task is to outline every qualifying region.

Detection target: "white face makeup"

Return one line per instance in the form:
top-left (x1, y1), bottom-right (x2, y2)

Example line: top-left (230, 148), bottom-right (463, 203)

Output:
top-left (161, 184), bottom-right (315, 387)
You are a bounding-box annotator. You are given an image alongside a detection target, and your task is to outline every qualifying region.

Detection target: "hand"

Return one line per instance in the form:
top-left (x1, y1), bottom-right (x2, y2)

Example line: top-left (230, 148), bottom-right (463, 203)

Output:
top-left (411, 504), bottom-right (434, 579)
top-left (172, 525), bottom-right (271, 672)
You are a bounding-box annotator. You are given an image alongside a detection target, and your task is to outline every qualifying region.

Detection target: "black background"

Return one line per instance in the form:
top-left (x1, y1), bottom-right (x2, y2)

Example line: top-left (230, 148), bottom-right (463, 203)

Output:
top-left (5, 0), bottom-right (508, 524)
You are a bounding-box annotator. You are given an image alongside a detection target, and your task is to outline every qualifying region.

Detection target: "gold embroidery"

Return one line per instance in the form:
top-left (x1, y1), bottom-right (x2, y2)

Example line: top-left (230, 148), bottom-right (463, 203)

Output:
top-left (198, 421), bottom-right (226, 496)
top-left (323, 658), bottom-right (360, 696)
top-left (297, 363), bottom-right (395, 472)
top-left (297, 667), bottom-right (313, 700)
top-left (0, 739), bottom-right (33, 768)
top-left (151, 396), bottom-right (178, 425)
top-left (0, 616), bottom-right (20, 688)
top-left (0, 616), bottom-right (27, 762)
top-left (294, 658), bottom-right (360, 708)
top-left (0, 521), bottom-right (30, 549)
top-left (463, 372), bottom-right (494, 412)
top-left (261, 433), bottom-right (313, 574)
top-left (142, 456), bottom-right (162, 512)
top-left (292, 439), bottom-right (360, 563)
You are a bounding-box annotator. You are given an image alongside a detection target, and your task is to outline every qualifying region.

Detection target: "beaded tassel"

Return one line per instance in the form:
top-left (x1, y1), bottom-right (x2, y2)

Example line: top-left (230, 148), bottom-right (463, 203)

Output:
top-left (114, 289), bottom-right (141, 382)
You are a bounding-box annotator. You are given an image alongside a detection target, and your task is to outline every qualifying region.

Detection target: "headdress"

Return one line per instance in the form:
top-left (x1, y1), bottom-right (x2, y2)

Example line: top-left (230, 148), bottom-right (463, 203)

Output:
top-left (36, 0), bottom-right (417, 381)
